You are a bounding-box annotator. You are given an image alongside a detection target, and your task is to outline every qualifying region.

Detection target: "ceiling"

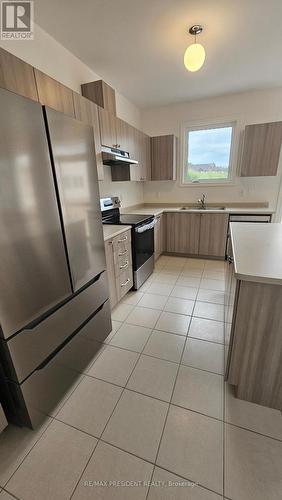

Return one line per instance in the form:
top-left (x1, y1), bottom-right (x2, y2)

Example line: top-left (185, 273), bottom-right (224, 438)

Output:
top-left (35, 0), bottom-right (282, 108)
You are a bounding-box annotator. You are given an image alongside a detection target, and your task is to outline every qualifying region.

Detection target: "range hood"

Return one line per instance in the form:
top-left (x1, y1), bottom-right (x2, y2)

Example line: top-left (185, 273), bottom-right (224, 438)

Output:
top-left (102, 147), bottom-right (138, 166)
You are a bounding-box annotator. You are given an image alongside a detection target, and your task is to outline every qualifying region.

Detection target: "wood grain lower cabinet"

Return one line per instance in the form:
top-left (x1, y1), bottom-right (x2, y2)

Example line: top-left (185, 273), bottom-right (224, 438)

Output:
top-left (154, 214), bottom-right (166, 260)
top-left (104, 229), bottom-right (133, 308)
top-left (151, 135), bottom-right (176, 181)
top-left (73, 93), bottom-right (104, 180)
top-left (199, 213), bottom-right (229, 257)
top-left (104, 239), bottom-right (118, 308)
top-left (225, 259), bottom-right (282, 410)
top-left (240, 121), bottom-right (282, 177)
top-left (34, 69), bottom-right (75, 117)
top-left (166, 212), bottom-right (228, 258)
top-left (166, 213), bottom-right (200, 254)
top-left (0, 47), bottom-right (38, 101)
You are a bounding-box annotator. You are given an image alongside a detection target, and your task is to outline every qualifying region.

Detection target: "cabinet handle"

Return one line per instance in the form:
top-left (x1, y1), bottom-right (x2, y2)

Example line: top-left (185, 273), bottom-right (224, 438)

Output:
top-left (118, 236), bottom-right (128, 242)
top-left (121, 278), bottom-right (130, 287)
top-left (120, 261), bottom-right (129, 269)
top-left (118, 249), bottom-right (128, 256)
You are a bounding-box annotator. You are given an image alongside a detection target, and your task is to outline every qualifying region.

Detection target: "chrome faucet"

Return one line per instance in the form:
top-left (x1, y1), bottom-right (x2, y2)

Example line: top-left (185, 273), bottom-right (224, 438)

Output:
top-left (198, 193), bottom-right (207, 209)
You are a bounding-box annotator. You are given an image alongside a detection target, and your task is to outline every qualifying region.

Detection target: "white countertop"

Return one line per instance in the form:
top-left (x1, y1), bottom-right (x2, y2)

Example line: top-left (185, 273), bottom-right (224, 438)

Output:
top-left (230, 222), bottom-right (282, 285)
top-left (121, 205), bottom-right (274, 217)
top-left (103, 225), bottom-right (131, 242)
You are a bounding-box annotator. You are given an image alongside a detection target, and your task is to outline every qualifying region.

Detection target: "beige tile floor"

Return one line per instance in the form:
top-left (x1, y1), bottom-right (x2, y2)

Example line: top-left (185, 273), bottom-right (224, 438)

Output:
top-left (0, 255), bottom-right (282, 500)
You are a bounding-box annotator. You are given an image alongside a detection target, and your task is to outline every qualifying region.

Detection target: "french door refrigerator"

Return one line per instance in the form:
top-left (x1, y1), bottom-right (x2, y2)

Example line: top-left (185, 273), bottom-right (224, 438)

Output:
top-left (0, 89), bottom-right (111, 428)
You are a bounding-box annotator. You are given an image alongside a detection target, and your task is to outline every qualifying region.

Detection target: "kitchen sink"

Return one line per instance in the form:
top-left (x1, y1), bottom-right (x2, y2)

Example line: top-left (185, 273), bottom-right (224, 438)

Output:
top-left (180, 206), bottom-right (226, 211)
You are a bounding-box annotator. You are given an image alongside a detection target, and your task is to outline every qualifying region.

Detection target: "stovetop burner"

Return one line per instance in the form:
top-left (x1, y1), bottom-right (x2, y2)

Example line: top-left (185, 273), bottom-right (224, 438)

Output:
top-left (103, 213), bottom-right (154, 226)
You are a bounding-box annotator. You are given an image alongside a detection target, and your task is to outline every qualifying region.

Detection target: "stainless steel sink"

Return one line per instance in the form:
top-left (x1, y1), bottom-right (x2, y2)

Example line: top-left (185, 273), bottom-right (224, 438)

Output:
top-left (180, 206), bottom-right (226, 211)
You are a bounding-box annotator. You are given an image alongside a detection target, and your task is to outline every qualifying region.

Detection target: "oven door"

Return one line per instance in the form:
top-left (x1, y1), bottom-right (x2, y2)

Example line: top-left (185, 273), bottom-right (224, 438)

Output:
top-left (134, 220), bottom-right (155, 271)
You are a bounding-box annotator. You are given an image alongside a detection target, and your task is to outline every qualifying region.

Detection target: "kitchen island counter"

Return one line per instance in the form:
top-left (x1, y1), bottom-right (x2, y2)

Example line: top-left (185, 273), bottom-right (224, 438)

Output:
top-left (230, 222), bottom-right (282, 285)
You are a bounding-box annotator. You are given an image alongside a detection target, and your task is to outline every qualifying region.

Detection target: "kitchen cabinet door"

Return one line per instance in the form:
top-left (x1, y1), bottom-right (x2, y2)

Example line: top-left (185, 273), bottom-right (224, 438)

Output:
top-left (199, 214), bottom-right (229, 257)
top-left (90, 102), bottom-right (105, 181)
top-left (144, 133), bottom-right (152, 180)
top-left (166, 213), bottom-right (200, 254)
top-left (240, 121), bottom-right (282, 177)
top-left (104, 239), bottom-right (118, 308)
top-left (116, 117), bottom-right (131, 152)
top-left (73, 93), bottom-right (104, 181)
top-left (154, 214), bottom-right (166, 260)
top-left (151, 134), bottom-right (176, 181)
top-left (73, 92), bottom-right (93, 125)
top-left (34, 69), bottom-right (75, 117)
top-left (154, 216), bottom-right (161, 261)
top-left (98, 106), bottom-right (117, 147)
top-left (0, 47), bottom-right (38, 101)
top-left (81, 79), bottom-right (116, 115)
top-left (130, 127), bottom-right (143, 181)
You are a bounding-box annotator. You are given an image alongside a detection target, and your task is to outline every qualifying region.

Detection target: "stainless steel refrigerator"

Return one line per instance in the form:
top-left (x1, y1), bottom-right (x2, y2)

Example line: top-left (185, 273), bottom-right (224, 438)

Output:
top-left (0, 88), bottom-right (111, 428)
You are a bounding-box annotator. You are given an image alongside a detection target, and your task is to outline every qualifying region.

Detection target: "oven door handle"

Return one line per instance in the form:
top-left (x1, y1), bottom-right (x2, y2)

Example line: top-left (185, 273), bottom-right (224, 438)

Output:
top-left (135, 219), bottom-right (156, 233)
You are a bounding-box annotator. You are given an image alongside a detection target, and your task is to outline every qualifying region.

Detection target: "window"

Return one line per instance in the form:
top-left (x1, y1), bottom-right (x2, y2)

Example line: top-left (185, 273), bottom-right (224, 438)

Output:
top-left (183, 122), bottom-right (235, 184)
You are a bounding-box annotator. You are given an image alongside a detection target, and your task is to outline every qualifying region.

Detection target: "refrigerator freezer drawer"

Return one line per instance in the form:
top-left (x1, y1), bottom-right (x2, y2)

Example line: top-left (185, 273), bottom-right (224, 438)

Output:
top-left (2, 272), bottom-right (109, 384)
top-left (3, 299), bottom-right (111, 428)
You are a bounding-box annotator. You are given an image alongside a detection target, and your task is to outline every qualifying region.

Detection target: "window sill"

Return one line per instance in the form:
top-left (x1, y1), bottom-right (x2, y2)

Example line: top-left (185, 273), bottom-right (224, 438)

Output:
top-left (180, 180), bottom-right (236, 188)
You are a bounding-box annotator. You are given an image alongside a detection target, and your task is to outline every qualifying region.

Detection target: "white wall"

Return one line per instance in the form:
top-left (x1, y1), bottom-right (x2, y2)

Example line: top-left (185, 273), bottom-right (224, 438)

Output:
top-left (0, 23), bottom-right (144, 207)
top-left (141, 89), bottom-right (282, 211)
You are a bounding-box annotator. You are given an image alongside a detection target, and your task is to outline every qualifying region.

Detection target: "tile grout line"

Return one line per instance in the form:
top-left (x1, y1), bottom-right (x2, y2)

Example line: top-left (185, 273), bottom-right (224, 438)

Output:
top-left (2, 416), bottom-right (55, 489)
top-left (2, 488), bottom-right (21, 500)
top-left (76, 371), bottom-right (282, 444)
top-left (146, 311), bottom-right (195, 498)
top-left (68, 314), bottom-right (156, 500)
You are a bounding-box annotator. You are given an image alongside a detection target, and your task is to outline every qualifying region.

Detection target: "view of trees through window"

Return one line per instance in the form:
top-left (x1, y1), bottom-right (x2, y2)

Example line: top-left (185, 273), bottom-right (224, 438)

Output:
top-left (185, 125), bottom-right (233, 182)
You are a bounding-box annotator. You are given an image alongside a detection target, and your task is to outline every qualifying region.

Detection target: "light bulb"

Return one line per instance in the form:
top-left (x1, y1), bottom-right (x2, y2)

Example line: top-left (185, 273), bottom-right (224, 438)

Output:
top-left (184, 43), bottom-right (205, 72)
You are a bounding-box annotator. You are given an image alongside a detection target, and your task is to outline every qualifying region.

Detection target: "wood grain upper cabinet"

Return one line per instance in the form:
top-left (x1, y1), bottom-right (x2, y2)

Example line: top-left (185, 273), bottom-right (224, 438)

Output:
top-left (0, 47), bottom-right (38, 101)
top-left (131, 129), bottom-right (151, 181)
top-left (166, 213), bottom-right (200, 254)
top-left (73, 92), bottom-right (93, 125)
top-left (34, 69), bottom-right (75, 117)
top-left (151, 134), bottom-right (176, 181)
top-left (73, 93), bottom-right (104, 180)
top-left (116, 118), bottom-right (131, 152)
top-left (98, 106), bottom-right (117, 147)
top-left (240, 121), bottom-right (282, 177)
top-left (81, 80), bottom-right (116, 115)
top-left (139, 131), bottom-right (151, 181)
top-left (199, 214), bottom-right (229, 258)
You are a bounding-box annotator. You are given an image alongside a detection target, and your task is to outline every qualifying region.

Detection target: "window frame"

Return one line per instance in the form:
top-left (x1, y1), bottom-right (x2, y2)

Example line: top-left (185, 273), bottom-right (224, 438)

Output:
top-left (180, 119), bottom-right (238, 187)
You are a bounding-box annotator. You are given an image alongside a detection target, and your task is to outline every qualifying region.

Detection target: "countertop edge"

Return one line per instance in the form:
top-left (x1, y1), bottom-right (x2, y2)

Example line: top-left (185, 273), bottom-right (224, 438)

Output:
top-left (121, 206), bottom-right (274, 217)
top-left (103, 225), bottom-right (131, 242)
top-left (230, 223), bottom-right (282, 286)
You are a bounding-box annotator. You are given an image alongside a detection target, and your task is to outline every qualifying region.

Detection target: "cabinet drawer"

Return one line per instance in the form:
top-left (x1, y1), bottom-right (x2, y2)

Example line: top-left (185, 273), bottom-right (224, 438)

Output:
top-left (5, 300), bottom-right (111, 428)
top-left (2, 272), bottom-right (109, 384)
top-left (116, 253), bottom-right (132, 276)
top-left (113, 230), bottom-right (131, 256)
top-left (117, 267), bottom-right (133, 300)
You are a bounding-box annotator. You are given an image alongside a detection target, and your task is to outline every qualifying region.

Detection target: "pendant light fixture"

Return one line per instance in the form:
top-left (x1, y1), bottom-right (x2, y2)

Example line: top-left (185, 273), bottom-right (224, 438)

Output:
top-left (184, 25), bottom-right (205, 72)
